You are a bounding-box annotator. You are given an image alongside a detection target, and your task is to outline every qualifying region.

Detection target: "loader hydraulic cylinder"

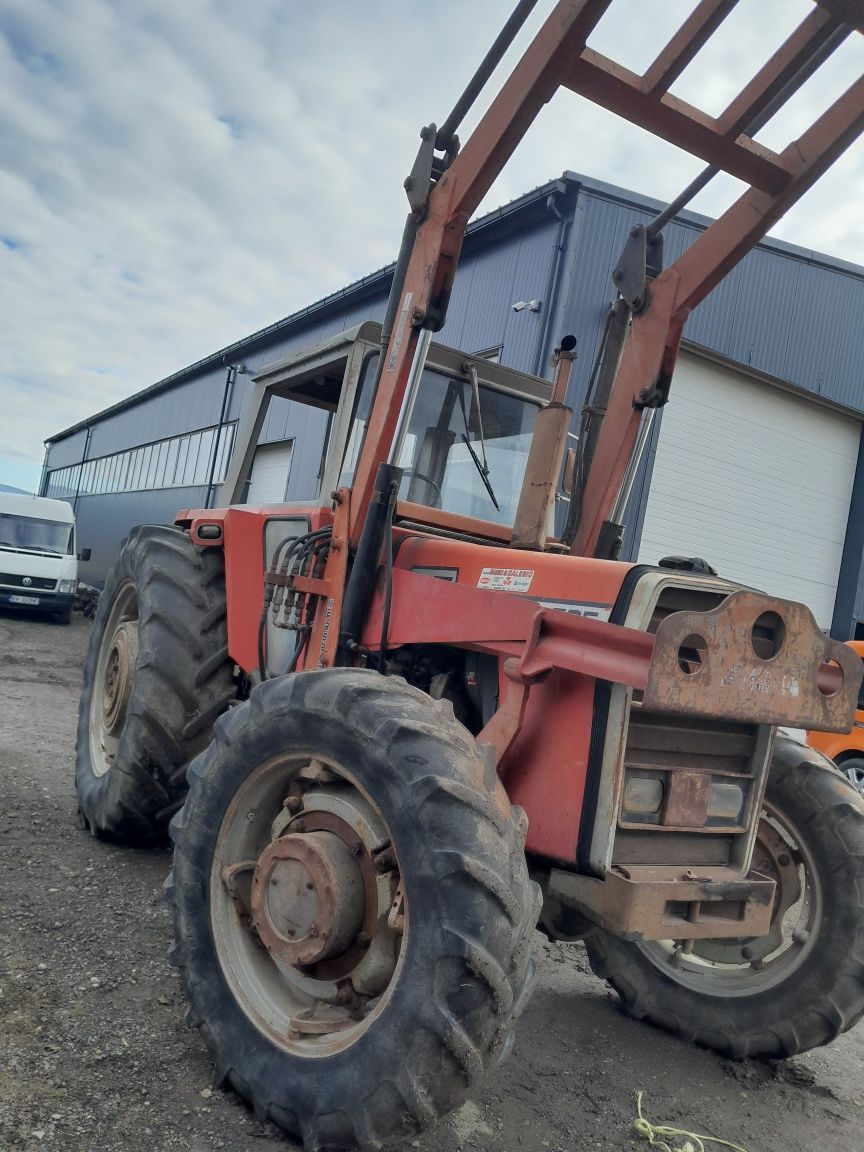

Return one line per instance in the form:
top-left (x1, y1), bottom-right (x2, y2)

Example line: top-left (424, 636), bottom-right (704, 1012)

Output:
top-left (338, 462), bottom-right (401, 659)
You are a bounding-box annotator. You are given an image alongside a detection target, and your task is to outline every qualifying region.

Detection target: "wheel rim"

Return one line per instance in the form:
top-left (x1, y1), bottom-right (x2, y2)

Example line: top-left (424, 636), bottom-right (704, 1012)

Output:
top-left (210, 753), bottom-right (406, 1056)
top-left (843, 763), bottom-right (864, 794)
top-left (88, 581), bottom-right (139, 778)
top-left (636, 799), bottom-right (822, 996)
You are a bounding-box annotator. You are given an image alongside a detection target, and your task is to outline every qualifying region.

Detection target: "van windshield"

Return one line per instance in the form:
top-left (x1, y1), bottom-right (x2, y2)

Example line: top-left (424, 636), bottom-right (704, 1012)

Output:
top-left (0, 513), bottom-right (73, 555)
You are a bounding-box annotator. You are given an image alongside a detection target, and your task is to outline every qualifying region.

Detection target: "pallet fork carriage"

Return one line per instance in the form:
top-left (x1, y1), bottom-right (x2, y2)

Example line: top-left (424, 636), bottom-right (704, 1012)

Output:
top-left (77, 4), bottom-right (864, 1149)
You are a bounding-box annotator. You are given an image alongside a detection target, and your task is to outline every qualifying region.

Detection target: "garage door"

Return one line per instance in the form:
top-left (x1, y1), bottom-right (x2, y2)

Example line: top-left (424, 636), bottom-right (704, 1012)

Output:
top-left (246, 440), bottom-right (294, 505)
top-left (638, 352), bottom-right (860, 630)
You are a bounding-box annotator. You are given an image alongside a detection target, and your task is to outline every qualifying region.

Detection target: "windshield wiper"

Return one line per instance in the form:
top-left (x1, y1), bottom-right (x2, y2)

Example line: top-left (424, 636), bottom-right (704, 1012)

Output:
top-left (5, 541), bottom-right (64, 555)
top-left (460, 434), bottom-right (500, 510)
top-left (459, 367), bottom-right (500, 511)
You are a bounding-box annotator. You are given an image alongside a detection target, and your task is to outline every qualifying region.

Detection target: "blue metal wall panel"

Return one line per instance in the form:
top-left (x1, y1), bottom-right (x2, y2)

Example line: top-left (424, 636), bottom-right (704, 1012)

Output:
top-left (722, 246), bottom-right (796, 381)
top-left (783, 264), bottom-right (852, 400)
top-left (439, 216), bottom-right (558, 373)
top-left (86, 363), bottom-right (229, 458)
top-left (72, 485), bottom-right (209, 586)
top-left (44, 428), bottom-right (88, 470)
top-left (563, 184), bottom-right (864, 416)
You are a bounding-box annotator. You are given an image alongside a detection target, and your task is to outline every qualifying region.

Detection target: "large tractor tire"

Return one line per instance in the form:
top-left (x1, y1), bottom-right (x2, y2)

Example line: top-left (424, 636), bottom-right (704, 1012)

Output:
top-left (76, 525), bottom-right (236, 845)
top-left (585, 736), bottom-right (864, 1059)
top-left (166, 668), bottom-right (540, 1151)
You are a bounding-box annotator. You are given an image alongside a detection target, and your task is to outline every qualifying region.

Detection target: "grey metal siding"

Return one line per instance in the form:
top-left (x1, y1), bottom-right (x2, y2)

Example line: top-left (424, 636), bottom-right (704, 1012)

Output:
top-left (834, 426), bottom-right (864, 637)
top-left (566, 184), bottom-right (864, 414)
top-left (86, 364), bottom-right (229, 458)
top-left (43, 428), bottom-right (88, 471)
top-left (73, 485), bottom-right (209, 586)
top-left (440, 215), bottom-right (559, 372)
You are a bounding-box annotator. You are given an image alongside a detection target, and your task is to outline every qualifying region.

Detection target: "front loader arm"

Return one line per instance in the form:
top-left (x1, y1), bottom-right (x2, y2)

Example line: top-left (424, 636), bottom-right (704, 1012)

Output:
top-left (361, 568), bottom-right (861, 736)
top-left (349, 0), bottom-right (864, 559)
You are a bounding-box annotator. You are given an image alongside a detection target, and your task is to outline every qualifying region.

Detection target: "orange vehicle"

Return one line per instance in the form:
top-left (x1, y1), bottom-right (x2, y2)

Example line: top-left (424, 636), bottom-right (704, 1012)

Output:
top-left (75, 4), bottom-right (864, 1149)
top-left (808, 639), bottom-right (864, 793)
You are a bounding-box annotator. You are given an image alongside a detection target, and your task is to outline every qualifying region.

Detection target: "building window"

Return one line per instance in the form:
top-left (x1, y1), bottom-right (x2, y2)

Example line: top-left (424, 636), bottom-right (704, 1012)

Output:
top-left (473, 346), bottom-right (503, 363)
top-left (44, 422), bottom-right (238, 500)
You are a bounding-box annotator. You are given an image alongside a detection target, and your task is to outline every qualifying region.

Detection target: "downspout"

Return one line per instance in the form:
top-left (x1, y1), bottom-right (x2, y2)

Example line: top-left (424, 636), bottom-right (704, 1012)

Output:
top-left (532, 187), bottom-right (571, 379)
top-left (206, 362), bottom-right (243, 509)
top-left (73, 427), bottom-right (92, 515)
top-left (38, 445), bottom-right (50, 497)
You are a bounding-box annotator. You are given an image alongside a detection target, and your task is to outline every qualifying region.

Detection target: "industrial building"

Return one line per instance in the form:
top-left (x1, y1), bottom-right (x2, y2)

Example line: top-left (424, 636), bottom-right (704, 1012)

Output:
top-left (42, 171), bottom-right (864, 640)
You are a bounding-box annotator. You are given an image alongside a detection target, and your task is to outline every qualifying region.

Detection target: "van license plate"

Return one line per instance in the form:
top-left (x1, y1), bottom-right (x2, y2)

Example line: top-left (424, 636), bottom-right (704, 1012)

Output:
top-left (9, 595), bottom-right (40, 606)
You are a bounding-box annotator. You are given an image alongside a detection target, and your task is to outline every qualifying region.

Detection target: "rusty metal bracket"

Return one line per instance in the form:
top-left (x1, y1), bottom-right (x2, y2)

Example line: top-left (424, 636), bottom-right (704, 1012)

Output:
top-left (644, 589), bottom-right (862, 731)
top-left (549, 864), bottom-right (776, 942)
top-left (611, 223), bottom-right (665, 313)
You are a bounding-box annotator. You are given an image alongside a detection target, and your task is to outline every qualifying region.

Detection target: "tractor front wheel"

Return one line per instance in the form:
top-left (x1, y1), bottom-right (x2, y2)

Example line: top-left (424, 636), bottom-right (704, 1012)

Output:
top-left (584, 737), bottom-right (864, 1059)
top-left (166, 668), bottom-right (540, 1151)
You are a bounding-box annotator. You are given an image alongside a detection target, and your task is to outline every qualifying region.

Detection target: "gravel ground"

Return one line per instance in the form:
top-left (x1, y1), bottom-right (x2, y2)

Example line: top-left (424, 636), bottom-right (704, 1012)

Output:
top-left (2, 608), bottom-right (863, 1152)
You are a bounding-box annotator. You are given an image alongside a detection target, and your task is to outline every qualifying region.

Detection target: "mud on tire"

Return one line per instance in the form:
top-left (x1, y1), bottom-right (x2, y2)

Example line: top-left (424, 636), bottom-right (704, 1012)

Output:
top-left (76, 525), bottom-right (236, 844)
top-left (584, 737), bottom-right (864, 1060)
top-left (166, 668), bottom-right (541, 1151)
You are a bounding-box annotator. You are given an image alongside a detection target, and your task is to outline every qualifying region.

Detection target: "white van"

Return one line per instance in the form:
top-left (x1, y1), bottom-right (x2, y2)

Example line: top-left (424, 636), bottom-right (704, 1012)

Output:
top-left (0, 493), bottom-right (86, 625)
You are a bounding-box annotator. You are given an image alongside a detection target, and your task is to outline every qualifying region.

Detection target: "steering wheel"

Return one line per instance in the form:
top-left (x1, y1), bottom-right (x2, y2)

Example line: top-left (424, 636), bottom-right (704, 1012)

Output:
top-left (409, 472), bottom-right (443, 508)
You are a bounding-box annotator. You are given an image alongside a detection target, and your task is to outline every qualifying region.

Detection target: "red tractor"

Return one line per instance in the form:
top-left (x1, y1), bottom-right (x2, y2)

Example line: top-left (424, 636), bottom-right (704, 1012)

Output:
top-left (76, 3), bottom-right (864, 1149)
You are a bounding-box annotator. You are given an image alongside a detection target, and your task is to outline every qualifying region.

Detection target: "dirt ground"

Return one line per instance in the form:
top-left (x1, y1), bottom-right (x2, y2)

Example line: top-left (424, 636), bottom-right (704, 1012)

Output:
top-left (2, 609), bottom-right (863, 1152)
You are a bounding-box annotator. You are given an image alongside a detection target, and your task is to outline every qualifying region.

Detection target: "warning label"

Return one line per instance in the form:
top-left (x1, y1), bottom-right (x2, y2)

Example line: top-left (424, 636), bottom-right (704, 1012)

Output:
top-left (477, 567), bottom-right (534, 593)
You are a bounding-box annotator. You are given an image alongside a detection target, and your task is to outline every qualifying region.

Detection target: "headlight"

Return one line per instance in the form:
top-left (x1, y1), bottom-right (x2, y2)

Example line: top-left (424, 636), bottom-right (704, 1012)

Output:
top-left (58, 579), bottom-right (77, 594)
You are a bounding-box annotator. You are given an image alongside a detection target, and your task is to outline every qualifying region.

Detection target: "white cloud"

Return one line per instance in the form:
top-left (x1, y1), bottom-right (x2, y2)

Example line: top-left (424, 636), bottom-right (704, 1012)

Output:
top-left (1, 0), bottom-right (863, 490)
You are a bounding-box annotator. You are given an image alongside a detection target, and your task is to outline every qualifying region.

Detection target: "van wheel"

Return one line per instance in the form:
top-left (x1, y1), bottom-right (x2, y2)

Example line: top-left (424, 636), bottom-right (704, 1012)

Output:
top-left (838, 756), bottom-right (864, 795)
top-left (55, 605), bottom-right (72, 626)
top-left (75, 525), bottom-right (236, 845)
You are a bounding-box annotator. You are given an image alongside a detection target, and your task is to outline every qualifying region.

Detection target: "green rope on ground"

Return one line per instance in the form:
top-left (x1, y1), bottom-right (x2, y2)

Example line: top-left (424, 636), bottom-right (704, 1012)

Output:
top-left (633, 1091), bottom-right (750, 1152)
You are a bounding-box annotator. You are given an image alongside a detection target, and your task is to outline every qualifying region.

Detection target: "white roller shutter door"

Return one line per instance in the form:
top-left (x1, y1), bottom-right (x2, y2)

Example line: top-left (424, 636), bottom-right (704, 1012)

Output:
top-left (246, 440), bottom-right (294, 505)
top-left (638, 351), bottom-right (859, 630)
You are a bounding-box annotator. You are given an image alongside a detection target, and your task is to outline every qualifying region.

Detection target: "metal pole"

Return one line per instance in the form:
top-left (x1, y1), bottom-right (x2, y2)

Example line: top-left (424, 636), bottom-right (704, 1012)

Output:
top-left (206, 365), bottom-right (237, 509)
top-left (436, 0), bottom-right (541, 151)
top-left (388, 327), bottom-right (433, 466)
top-left (610, 407), bottom-right (655, 525)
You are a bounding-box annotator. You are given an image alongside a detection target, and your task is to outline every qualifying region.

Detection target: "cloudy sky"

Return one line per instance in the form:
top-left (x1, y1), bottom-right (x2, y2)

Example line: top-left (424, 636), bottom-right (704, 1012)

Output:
top-left (1, 0), bottom-right (863, 491)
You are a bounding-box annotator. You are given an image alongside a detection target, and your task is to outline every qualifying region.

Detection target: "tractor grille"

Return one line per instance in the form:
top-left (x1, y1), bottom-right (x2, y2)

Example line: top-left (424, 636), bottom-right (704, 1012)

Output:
top-left (0, 572), bottom-right (56, 591)
top-left (611, 582), bottom-right (767, 872)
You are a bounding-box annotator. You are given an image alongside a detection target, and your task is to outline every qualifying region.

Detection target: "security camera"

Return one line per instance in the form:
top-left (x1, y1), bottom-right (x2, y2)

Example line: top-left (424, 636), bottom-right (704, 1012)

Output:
top-left (512, 299), bottom-right (541, 313)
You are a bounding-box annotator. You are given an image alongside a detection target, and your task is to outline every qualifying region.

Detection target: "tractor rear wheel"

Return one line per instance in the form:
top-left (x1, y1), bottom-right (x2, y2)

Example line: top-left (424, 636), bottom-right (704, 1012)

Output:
top-left (584, 737), bottom-right (864, 1059)
top-left (75, 525), bottom-right (236, 844)
top-left (166, 668), bottom-right (540, 1151)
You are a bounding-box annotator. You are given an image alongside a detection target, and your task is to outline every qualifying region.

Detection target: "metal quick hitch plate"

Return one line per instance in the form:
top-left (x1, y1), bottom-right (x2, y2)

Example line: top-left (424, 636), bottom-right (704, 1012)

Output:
top-left (643, 589), bottom-right (862, 732)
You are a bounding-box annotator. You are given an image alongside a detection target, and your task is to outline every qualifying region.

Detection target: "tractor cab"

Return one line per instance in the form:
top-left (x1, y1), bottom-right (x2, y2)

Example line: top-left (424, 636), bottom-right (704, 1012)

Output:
top-left (220, 321), bottom-right (553, 541)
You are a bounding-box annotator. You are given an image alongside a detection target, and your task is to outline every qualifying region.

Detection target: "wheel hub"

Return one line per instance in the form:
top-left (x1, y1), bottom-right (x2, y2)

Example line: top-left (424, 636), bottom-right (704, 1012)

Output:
top-left (251, 830), bottom-right (365, 967)
top-left (692, 818), bottom-right (801, 965)
top-left (101, 621), bottom-right (138, 736)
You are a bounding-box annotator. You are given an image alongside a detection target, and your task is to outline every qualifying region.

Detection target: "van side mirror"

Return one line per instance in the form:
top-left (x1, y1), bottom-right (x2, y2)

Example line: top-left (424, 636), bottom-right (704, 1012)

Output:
top-left (78, 548), bottom-right (92, 562)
